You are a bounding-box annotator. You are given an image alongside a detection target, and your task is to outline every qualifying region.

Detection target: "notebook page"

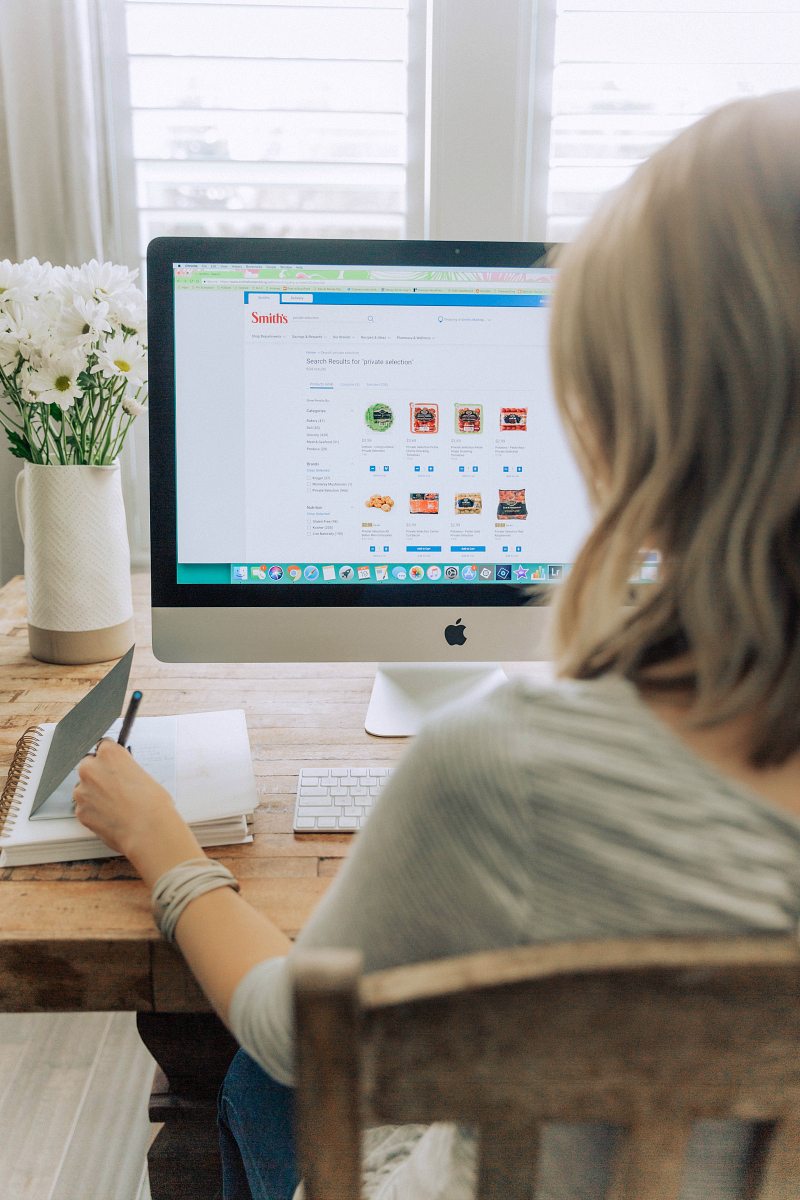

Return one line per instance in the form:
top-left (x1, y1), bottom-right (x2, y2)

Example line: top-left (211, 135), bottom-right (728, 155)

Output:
top-left (30, 717), bottom-right (178, 820)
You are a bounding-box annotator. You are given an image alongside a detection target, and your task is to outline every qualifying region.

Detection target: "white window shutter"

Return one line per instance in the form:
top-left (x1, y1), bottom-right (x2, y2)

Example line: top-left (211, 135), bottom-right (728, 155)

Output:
top-left (121, 0), bottom-right (417, 260)
top-left (547, 0), bottom-right (800, 239)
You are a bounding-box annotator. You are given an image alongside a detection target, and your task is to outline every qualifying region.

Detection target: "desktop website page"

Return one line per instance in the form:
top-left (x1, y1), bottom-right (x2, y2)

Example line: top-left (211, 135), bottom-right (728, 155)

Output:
top-left (173, 264), bottom-right (597, 587)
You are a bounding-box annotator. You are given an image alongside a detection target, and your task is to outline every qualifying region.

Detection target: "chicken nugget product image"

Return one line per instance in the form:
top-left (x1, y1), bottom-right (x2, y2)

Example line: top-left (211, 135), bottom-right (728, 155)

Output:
top-left (365, 403), bottom-right (394, 432)
top-left (365, 494), bottom-right (394, 511)
top-left (409, 492), bottom-right (439, 515)
top-left (497, 489), bottom-right (528, 519)
top-left (456, 404), bottom-right (482, 434)
top-left (454, 492), bottom-right (482, 514)
top-left (410, 403), bottom-right (439, 433)
top-left (500, 407), bottom-right (527, 431)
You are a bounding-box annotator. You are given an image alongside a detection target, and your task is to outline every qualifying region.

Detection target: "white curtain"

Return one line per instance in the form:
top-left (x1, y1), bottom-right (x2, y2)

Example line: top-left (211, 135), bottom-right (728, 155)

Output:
top-left (0, 0), bottom-right (147, 585)
top-left (0, 0), bottom-right (104, 264)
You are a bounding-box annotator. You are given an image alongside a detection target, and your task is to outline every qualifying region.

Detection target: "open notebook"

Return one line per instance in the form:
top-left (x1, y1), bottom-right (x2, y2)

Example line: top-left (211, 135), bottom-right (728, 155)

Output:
top-left (0, 654), bottom-right (257, 866)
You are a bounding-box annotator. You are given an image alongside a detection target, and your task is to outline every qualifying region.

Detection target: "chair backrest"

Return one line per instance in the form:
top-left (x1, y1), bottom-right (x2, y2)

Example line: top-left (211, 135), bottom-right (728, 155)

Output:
top-left (292, 936), bottom-right (800, 1200)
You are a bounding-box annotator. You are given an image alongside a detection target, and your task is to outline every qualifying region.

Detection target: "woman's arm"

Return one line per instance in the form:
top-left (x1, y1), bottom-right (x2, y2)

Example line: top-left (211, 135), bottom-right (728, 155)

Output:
top-left (73, 739), bottom-right (291, 1026)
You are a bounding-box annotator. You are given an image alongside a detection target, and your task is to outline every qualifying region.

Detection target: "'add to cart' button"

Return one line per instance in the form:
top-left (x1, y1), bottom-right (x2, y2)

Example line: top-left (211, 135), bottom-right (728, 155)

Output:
top-left (406, 545), bottom-right (441, 552)
top-left (450, 545), bottom-right (486, 552)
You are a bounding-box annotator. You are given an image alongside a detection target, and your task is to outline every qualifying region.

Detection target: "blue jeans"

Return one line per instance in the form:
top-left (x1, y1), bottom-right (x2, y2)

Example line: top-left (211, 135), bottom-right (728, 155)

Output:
top-left (217, 1048), bottom-right (300, 1200)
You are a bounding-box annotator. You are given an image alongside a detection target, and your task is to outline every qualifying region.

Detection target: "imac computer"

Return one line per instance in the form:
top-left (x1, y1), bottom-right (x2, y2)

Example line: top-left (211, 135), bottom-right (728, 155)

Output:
top-left (147, 238), bottom-right (593, 735)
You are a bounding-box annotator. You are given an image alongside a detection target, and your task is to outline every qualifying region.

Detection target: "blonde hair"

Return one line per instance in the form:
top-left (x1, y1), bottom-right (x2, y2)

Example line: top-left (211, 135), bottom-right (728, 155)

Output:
top-left (549, 91), bottom-right (800, 767)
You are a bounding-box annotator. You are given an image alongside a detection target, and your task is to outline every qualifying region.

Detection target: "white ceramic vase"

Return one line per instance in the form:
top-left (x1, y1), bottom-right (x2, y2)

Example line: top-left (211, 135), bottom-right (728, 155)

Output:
top-left (15, 461), bottom-right (135, 664)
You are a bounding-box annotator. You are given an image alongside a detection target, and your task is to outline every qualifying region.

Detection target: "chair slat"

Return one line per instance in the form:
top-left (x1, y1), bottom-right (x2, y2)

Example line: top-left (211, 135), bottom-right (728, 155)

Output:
top-left (606, 1119), bottom-right (693, 1200)
top-left (292, 938), bottom-right (800, 1200)
top-left (477, 1120), bottom-right (539, 1200)
top-left (293, 950), bottom-right (364, 1200)
top-left (752, 1116), bottom-right (800, 1200)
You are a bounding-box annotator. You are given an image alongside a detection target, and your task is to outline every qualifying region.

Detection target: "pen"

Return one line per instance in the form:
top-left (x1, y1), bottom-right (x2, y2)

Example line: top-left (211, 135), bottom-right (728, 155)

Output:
top-left (118, 690), bottom-right (143, 749)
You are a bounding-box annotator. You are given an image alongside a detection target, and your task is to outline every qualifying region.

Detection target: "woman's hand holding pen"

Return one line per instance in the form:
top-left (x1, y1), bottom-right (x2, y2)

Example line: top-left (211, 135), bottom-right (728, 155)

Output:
top-left (74, 742), bottom-right (204, 887)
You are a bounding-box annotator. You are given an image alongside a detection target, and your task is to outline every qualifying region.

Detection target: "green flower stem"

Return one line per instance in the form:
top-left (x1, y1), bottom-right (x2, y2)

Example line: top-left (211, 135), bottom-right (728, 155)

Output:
top-left (70, 400), bottom-right (86, 461)
top-left (58, 411), bottom-right (69, 464)
top-left (0, 405), bottom-right (24, 439)
top-left (2, 364), bottom-right (144, 465)
top-left (108, 410), bottom-right (134, 461)
top-left (0, 367), bottom-right (28, 434)
top-left (0, 397), bottom-right (26, 433)
top-left (95, 376), bottom-right (127, 463)
top-left (100, 380), bottom-right (122, 457)
top-left (22, 405), bottom-right (45, 463)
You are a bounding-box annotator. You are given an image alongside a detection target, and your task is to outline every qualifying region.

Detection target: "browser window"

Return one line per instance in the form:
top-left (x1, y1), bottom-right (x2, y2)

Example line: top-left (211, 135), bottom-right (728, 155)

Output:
top-left (173, 263), bottom-right (593, 585)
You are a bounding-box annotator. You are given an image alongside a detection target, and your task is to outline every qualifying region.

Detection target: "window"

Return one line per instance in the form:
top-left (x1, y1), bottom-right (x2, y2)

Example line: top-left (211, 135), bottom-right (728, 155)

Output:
top-left (546, 0), bottom-right (800, 238)
top-left (112, 0), bottom-right (417, 268)
top-left (105, 2), bottom-right (800, 255)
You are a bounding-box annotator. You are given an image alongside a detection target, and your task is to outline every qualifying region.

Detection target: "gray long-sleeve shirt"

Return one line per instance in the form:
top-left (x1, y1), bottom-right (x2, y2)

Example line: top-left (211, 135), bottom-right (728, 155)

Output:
top-left (229, 674), bottom-right (800, 1199)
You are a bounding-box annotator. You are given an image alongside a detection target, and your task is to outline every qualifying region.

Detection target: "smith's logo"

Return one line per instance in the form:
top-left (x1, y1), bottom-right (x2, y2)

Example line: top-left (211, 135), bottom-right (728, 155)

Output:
top-left (251, 312), bottom-right (288, 324)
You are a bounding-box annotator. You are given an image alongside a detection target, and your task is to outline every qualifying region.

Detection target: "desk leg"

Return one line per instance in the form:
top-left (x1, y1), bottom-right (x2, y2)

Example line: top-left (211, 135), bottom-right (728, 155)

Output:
top-left (137, 1012), bottom-right (239, 1200)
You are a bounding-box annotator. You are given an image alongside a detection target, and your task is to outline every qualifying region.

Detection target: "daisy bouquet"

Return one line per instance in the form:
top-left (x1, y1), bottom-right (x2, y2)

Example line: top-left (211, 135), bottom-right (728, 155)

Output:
top-left (0, 258), bottom-right (147, 464)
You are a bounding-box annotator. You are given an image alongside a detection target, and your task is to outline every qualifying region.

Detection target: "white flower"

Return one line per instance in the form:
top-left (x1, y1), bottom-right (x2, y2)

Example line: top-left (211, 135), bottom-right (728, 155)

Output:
top-left (121, 391), bottom-right (147, 417)
top-left (0, 308), bottom-right (49, 368)
top-left (0, 258), bottom-right (53, 306)
top-left (107, 290), bottom-right (146, 335)
top-left (94, 333), bottom-right (147, 386)
top-left (24, 348), bottom-right (86, 411)
top-left (56, 294), bottom-right (113, 344)
top-left (0, 334), bottom-right (20, 373)
top-left (62, 259), bottom-right (139, 302)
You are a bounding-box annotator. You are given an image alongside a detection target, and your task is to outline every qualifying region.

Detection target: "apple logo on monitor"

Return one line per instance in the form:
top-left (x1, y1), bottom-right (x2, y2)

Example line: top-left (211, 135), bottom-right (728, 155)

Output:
top-left (444, 618), bottom-right (467, 646)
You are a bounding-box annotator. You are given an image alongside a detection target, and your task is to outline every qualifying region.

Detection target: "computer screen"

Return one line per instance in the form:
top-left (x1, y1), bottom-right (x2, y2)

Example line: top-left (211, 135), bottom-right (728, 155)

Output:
top-left (148, 238), bottom-right (595, 732)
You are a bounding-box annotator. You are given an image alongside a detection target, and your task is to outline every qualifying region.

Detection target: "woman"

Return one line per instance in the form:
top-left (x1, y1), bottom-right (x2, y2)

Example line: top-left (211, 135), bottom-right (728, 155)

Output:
top-left (75, 90), bottom-right (800, 1200)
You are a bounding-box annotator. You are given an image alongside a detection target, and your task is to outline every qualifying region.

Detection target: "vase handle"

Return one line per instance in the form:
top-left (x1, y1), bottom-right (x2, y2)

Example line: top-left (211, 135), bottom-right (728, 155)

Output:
top-left (15, 468), bottom-right (25, 541)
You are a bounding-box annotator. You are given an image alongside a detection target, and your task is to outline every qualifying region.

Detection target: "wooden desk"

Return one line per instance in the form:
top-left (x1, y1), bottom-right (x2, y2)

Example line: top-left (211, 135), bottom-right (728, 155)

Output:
top-left (0, 573), bottom-right (403, 1197)
top-left (0, 573), bottom-right (547, 1198)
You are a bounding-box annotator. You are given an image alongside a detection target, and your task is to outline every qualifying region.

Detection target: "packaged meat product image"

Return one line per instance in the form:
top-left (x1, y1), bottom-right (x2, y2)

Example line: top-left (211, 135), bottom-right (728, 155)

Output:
top-left (454, 493), bottom-right (482, 514)
top-left (456, 404), bottom-right (482, 434)
top-left (409, 492), bottom-right (439, 515)
top-left (365, 403), bottom-right (394, 432)
top-left (410, 403), bottom-right (439, 434)
top-left (497, 489), bottom-right (528, 519)
top-left (500, 407), bottom-right (527, 432)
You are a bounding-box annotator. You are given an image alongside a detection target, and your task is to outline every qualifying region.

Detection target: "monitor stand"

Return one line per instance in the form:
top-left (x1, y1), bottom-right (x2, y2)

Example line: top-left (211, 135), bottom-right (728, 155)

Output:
top-left (365, 662), bottom-right (507, 737)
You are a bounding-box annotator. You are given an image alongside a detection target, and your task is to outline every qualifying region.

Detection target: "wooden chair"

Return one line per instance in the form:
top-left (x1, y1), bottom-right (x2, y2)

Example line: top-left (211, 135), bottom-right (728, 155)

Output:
top-left (292, 936), bottom-right (800, 1200)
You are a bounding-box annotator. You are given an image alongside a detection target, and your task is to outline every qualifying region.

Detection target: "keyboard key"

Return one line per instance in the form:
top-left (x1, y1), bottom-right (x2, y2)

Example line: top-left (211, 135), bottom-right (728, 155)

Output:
top-left (295, 817), bottom-right (316, 830)
top-left (316, 816), bottom-right (337, 828)
top-left (299, 786), bottom-right (328, 797)
top-left (299, 805), bottom-right (343, 818)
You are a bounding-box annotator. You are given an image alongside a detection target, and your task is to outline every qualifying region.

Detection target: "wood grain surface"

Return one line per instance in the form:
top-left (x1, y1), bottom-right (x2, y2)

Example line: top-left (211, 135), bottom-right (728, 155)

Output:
top-left (0, 572), bottom-right (404, 1011)
top-left (294, 938), bottom-right (800, 1200)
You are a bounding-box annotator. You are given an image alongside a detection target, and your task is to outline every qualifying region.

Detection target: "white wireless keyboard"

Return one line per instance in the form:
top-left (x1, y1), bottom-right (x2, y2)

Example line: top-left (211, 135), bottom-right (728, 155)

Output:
top-left (293, 766), bottom-right (394, 832)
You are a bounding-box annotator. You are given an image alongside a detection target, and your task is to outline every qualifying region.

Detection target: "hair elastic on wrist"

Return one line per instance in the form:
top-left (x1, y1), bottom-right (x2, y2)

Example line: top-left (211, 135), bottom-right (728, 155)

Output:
top-left (151, 858), bottom-right (240, 943)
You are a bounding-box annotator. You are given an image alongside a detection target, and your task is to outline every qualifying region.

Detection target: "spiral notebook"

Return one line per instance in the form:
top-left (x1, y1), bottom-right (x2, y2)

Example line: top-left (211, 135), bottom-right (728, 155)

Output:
top-left (0, 654), bottom-right (257, 866)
